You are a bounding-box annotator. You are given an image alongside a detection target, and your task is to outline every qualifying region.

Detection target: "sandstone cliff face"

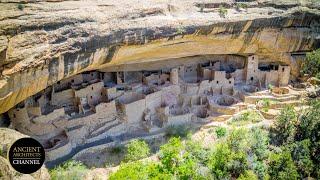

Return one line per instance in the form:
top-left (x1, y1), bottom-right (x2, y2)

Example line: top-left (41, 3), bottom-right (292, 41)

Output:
top-left (0, 0), bottom-right (320, 114)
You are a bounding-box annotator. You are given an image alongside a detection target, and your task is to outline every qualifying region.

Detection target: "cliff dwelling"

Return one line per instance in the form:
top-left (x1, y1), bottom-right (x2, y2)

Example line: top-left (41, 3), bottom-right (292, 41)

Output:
top-left (0, 0), bottom-right (320, 179)
top-left (0, 54), bottom-right (297, 163)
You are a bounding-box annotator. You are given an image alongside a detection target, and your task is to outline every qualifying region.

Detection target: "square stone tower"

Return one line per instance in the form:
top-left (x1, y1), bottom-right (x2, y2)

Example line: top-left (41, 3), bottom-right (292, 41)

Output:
top-left (246, 55), bottom-right (259, 84)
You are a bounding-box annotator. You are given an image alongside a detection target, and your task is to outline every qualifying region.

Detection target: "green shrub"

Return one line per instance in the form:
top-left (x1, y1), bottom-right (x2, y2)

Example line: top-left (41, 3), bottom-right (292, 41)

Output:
top-left (174, 153), bottom-right (199, 179)
top-left (218, 5), bottom-right (228, 18)
top-left (296, 100), bottom-right (320, 141)
top-left (249, 128), bottom-right (269, 160)
top-left (109, 160), bottom-right (175, 180)
top-left (269, 100), bottom-right (320, 178)
top-left (287, 139), bottom-right (314, 178)
top-left (235, 3), bottom-right (248, 11)
top-left (237, 170), bottom-right (258, 180)
top-left (252, 160), bottom-right (268, 180)
top-left (110, 146), bottom-right (123, 154)
top-left (208, 133), bottom-right (253, 179)
top-left (177, 26), bottom-right (186, 35)
top-left (185, 139), bottom-right (209, 164)
top-left (159, 137), bottom-right (203, 179)
top-left (17, 4), bottom-right (24, 11)
top-left (302, 48), bottom-right (320, 78)
top-left (159, 137), bottom-right (183, 172)
top-left (268, 150), bottom-right (299, 180)
top-left (271, 106), bottom-right (297, 145)
top-left (49, 160), bottom-right (88, 180)
top-left (229, 151), bottom-right (249, 178)
top-left (286, 100), bottom-right (320, 178)
top-left (215, 126), bottom-right (227, 138)
top-left (296, 100), bottom-right (320, 176)
top-left (109, 161), bottom-right (152, 180)
top-left (165, 124), bottom-right (191, 138)
top-left (124, 139), bottom-right (150, 162)
top-left (227, 128), bottom-right (249, 153)
top-left (268, 83), bottom-right (274, 90)
top-left (208, 142), bottom-right (231, 179)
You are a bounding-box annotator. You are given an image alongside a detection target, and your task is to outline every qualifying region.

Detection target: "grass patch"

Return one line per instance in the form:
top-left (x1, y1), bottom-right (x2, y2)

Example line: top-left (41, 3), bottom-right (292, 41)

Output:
top-left (218, 5), bottom-right (228, 18)
top-left (258, 99), bottom-right (278, 112)
top-left (268, 84), bottom-right (274, 91)
top-left (50, 160), bottom-right (89, 180)
top-left (235, 3), bottom-right (248, 11)
top-left (228, 110), bottom-right (263, 126)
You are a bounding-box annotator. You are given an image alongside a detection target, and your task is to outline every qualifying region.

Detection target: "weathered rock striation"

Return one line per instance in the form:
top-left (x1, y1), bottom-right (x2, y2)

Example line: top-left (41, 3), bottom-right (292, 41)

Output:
top-left (0, 0), bottom-right (320, 114)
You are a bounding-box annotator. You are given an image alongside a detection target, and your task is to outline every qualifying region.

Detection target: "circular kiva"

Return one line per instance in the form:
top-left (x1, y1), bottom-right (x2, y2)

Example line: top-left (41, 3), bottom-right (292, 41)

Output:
top-left (216, 95), bottom-right (236, 106)
top-left (271, 87), bottom-right (289, 95)
top-left (243, 85), bottom-right (259, 93)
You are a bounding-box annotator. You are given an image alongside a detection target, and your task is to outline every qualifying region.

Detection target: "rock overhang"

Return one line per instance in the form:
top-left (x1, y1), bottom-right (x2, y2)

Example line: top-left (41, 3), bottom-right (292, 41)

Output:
top-left (0, 0), bottom-right (320, 114)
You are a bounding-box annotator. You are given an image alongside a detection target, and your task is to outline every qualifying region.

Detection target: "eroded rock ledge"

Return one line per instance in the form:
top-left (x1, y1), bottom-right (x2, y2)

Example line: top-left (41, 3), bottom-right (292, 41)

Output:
top-left (0, 0), bottom-right (320, 114)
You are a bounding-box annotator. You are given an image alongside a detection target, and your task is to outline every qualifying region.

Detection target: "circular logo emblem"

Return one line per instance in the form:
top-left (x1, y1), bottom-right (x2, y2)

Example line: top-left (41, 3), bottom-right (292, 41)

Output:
top-left (8, 138), bottom-right (45, 174)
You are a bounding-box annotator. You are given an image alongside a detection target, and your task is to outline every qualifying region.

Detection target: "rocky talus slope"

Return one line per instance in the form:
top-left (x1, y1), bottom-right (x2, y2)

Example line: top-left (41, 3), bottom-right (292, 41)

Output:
top-left (0, 0), bottom-right (320, 113)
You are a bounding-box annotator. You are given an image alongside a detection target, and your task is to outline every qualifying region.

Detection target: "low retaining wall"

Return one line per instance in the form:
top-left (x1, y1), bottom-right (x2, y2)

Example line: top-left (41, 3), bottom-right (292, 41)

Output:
top-left (165, 113), bottom-right (193, 126)
top-left (45, 141), bottom-right (72, 162)
top-left (72, 133), bottom-right (166, 160)
top-left (33, 108), bottom-right (65, 124)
